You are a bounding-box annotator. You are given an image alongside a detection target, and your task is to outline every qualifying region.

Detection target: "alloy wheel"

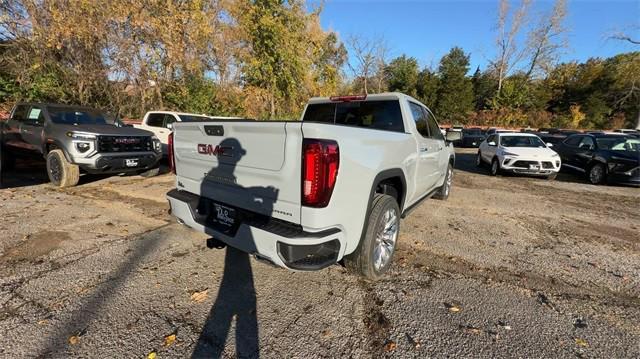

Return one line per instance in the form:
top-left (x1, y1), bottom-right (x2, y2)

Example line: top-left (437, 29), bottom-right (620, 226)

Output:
top-left (373, 208), bottom-right (399, 271)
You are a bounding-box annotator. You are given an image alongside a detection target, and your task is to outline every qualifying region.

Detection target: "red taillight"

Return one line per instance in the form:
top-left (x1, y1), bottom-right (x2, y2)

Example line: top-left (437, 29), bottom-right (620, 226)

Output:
top-left (329, 95), bottom-right (367, 102)
top-left (168, 132), bottom-right (176, 174)
top-left (302, 139), bottom-right (339, 207)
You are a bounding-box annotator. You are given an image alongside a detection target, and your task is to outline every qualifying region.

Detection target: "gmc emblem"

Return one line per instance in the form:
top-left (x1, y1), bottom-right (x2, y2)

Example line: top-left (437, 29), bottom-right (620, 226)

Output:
top-left (198, 144), bottom-right (232, 157)
top-left (114, 137), bottom-right (140, 144)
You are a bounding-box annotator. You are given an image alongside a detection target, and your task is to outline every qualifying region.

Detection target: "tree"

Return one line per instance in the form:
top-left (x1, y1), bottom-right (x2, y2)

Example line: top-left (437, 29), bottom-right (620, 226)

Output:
top-left (346, 34), bottom-right (388, 94)
top-left (523, 0), bottom-right (567, 80)
top-left (416, 68), bottom-right (439, 108)
top-left (435, 47), bottom-right (474, 123)
top-left (384, 55), bottom-right (419, 96)
top-left (492, 0), bottom-right (531, 93)
top-left (471, 67), bottom-right (497, 110)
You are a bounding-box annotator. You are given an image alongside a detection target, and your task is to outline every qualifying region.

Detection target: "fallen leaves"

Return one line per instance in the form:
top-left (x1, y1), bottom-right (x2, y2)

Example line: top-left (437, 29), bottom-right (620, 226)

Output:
top-left (575, 338), bottom-right (589, 347)
top-left (444, 302), bottom-right (461, 313)
top-left (68, 336), bottom-right (80, 345)
top-left (383, 340), bottom-right (397, 352)
top-left (147, 352), bottom-right (157, 359)
top-left (190, 289), bottom-right (209, 303)
top-left (163, 334), bottom-right (177, 347)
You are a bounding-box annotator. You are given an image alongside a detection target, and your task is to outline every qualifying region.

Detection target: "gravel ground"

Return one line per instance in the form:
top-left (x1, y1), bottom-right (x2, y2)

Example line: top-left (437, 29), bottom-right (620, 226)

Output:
top-left (0, 148), bottom-right (638, 358)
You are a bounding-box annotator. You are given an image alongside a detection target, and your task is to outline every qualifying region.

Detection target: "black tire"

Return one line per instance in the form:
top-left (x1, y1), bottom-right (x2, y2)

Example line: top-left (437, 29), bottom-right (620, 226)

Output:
top-left (139, 167), bottom-right (160, 178)
top-left (547, 173), bottom-right (558, 181)
top-left (46, 149), bottom-right (80, 187)
top-left (344, 193), bottom-right (400, 280)
top-left (433, 163), bottom-right (453, 200)
top-left (475, 151), bottom-right (483, 167)
top-left (490, 157), bottom-right (501, 176)
top-left (588, 163), bottom-right (606, 185)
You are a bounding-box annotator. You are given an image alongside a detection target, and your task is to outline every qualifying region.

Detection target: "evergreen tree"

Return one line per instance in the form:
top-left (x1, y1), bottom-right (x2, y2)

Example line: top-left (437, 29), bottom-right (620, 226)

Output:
top-left (435, 47), bottom-right (474, 123)
top-left (471, 67), bottom-right (497, 110)
top-left (416, 68), bottom-right (439, 109)
top-left (384, 55), bottom-right (419, 96)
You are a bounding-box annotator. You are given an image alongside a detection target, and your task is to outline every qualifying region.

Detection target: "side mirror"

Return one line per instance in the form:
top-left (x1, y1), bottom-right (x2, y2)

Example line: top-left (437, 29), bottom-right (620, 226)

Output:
top-left (546, 143), bottom-right (553, 147)
top-left (445, 131), bottom-right (461, 142)
top-left (166, 123), bottom-right (174, 130)
top-left (488, 141), bottom-right (497, 147)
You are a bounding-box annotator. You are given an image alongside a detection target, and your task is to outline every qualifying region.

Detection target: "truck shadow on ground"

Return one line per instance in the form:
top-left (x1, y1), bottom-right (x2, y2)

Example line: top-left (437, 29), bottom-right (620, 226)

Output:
top-left (191, 137), bottom-right (277, 358)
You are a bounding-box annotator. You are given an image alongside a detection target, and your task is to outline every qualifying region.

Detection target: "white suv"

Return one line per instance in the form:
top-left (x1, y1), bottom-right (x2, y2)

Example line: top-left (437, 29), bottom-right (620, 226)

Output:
top-left (477, 133), bottom-right (561, 180)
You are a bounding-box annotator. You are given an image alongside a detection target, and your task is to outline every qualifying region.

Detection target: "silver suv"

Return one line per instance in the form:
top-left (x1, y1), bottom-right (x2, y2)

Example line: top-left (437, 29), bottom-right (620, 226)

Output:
top-left (1, 103), bottom-right (162, 187)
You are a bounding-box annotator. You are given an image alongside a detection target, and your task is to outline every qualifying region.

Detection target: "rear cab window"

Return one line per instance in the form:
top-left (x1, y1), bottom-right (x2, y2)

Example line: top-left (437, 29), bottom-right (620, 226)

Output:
top-left (303, 100), bottom-right (405, 133)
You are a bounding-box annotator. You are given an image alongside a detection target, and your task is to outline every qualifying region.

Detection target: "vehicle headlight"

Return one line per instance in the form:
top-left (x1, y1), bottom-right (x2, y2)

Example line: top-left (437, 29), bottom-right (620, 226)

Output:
top-left (75, 142), bottom-right (92, 153)
top-left (551, 153), bottom-right (559, 157)
top-left (66, 131), bottom-right (97, 141)
top-left (152, 136), bottom-right (162, 152)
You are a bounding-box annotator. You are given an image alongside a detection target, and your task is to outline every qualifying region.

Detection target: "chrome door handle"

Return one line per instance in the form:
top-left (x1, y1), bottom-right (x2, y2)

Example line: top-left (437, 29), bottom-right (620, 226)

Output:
top-left (419, 147), bottom-right (429, 152)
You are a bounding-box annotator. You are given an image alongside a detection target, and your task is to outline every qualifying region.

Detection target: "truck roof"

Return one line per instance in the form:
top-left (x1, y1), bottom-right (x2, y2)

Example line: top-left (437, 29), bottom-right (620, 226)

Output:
top-left (307, 92), bottom-right (423, 105)
top-left (145, 110), bottom-right (243, 120)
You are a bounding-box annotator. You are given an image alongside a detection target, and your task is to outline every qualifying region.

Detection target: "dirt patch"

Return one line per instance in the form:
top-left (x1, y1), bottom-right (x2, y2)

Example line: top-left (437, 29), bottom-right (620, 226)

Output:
top-left (1, 231), bottom-right (72, 262)
top-left (64, 187), bottom-right (170, 220)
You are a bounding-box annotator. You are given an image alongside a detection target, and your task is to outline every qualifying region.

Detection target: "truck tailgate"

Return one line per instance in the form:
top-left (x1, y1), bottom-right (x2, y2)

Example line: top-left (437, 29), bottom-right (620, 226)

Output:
top-left (173, 121), bottom-right (303, 224)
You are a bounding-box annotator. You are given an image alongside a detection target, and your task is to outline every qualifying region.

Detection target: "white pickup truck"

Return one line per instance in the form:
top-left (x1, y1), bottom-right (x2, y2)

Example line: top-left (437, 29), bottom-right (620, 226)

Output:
top-left (134, 111), bottom-right (241, 154)
top-left (167, 93), bottom-right (459, 279)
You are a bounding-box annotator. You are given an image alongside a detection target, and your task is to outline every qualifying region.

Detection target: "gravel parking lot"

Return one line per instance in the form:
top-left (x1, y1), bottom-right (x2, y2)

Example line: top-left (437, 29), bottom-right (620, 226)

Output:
top-left (1, 148), bottom-right (638, 358)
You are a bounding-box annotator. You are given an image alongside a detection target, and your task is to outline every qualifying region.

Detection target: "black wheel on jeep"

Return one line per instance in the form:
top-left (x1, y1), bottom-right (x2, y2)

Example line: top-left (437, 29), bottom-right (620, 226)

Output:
top-left (345, 193), bottom-right (400, 280)
top-left (46, 149), bottom-right (80, 187)
top-left (433, 163), bottom-right (453, 200)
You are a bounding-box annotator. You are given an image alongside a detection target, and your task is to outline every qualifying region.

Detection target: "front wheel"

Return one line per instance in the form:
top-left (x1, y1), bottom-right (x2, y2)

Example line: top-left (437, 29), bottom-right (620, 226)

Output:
top-left (490, 158), bottom-right (501, 176)
top-left (344, 194), bottom-right (400, 280)
top-left (46, 149), bottom-right (80, 187)
top-left (588, 163), bottom-right (606, 185)
top-left (433, 163), bottom-right (453, 200)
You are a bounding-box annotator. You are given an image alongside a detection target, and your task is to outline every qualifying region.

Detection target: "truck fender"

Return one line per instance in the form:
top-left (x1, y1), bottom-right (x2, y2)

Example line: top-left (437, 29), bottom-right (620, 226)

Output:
top-left (44, 139), bottom-right (73, 163)
top-left (348, 169), bottom-right (407, 256)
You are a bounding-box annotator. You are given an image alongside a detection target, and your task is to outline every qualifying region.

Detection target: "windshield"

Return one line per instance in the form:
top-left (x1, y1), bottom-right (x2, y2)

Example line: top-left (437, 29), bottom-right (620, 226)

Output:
top-left (178, 114), bottom-right (212, 122)
top-left (500, 135), bottom-right (546, 148)
top-left (597, 137), bottom-right (640, 152)
top-left (48, 107), bottom-right (114, 125)
top-left (463, 128), bottom-right (483, 135)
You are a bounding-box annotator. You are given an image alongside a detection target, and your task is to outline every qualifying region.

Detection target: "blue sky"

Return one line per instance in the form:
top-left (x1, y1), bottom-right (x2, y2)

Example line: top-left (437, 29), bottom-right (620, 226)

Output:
top-left (314, 0), bottom-right (639, 73)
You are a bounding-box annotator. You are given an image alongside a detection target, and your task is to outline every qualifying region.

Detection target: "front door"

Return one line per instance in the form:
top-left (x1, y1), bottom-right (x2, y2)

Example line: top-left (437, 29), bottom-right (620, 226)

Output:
top-left (20, 106), bottom-right (46, 153)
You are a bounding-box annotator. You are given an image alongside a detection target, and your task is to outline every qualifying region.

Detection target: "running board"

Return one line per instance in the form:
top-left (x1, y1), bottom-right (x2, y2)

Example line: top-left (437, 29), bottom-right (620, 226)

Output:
top-left (401, 188), bottom-right (439, 219)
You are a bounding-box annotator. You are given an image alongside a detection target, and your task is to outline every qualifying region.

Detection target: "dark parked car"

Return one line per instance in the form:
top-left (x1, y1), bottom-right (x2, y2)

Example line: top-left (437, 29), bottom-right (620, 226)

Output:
top-left (460, 127), bottom-right (486, 147)
top-left (1, 103), bottom-right (162, 187)
top-left (555, 133), bottom-right (640, 186)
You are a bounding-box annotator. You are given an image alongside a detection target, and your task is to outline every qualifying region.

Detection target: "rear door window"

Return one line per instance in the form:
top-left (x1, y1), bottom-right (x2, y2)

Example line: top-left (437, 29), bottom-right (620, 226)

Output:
top-left (563, 136), bottom-right (582, 147)
top-left (303, 100), bottom-right (404, 133)
top-left (424, 108), bottom-right (443, 140)
top-left (11, 105), bottom-right (29, 122)
top-left (409, 102), bottom-right (429, 138)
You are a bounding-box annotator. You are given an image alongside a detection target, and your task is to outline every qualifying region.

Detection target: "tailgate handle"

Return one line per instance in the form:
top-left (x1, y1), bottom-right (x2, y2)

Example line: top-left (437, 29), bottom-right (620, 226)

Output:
top-left (204, 125), bottom-right (224, 136)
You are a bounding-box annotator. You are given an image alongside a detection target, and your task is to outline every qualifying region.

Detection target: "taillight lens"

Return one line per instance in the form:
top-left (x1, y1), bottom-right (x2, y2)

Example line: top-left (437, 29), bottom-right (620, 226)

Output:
top-left (302, 139), bottom-right (339, 207)
top-left (168, 132), bottom-right (176, 174)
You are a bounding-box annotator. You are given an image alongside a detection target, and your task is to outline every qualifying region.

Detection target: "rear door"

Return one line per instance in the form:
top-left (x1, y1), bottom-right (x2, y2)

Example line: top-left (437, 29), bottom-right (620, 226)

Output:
top-left (424, 107), bottom-right (448, 176)
top-left (408, 102), bottom-right (440, 200)
top-left (575, 136), bottom-right (596, 169)
top-left (4, 104), bottom-right (30, 150)
top-left (556, 135), bottom-right (581, 167)
top-left (173, 121), bottom-right (302, 224)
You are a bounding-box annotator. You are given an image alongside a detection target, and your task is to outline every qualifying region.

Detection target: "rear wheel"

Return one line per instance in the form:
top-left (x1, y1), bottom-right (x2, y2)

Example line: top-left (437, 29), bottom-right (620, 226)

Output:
top-left (433, 163), bottom-right (453, 200)
top-left (345, 194), bottom-right (400, 280)
top-left (490, 158), bottom-right (500, 176)
top-left (46, 149), bottom-right (80, 187)
top-left (588, 163), bottom-right (606, 185)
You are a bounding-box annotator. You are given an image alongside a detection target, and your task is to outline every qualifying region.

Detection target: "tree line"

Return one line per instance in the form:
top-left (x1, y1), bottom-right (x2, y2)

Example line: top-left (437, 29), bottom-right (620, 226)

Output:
top-left (0, 0), bottom-right (638, 129)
